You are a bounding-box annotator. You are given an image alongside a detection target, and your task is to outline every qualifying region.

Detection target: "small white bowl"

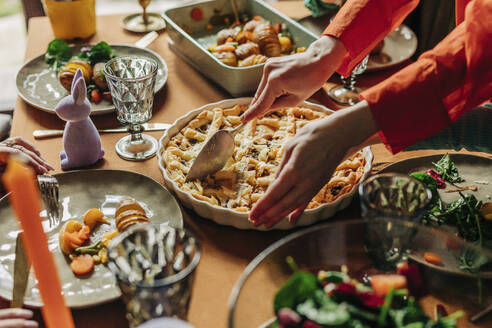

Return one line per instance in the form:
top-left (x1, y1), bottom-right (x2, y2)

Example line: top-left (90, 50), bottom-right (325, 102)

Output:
top-left (157, 98), bottom-right (373, 230)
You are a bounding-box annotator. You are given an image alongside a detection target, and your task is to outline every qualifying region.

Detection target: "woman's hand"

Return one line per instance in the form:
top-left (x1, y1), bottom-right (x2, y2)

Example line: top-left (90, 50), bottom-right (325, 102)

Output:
top-left (0, 308), bottom-right (38, 328)
top-left (249, 101), bottom-right (380, 228)
top-left (241, 35), bottom-right (347, 122)
top-left (0, 137), bottom-right (54, 174)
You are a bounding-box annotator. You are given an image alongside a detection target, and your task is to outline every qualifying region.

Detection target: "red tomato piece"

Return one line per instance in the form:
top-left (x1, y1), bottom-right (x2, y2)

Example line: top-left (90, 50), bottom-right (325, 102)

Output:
top-left (370, 274), bottom-right (407, 298)
top-left (191, 8), bottom-right (203, 21)
top-left (91, 90), bottom-right (101, 104)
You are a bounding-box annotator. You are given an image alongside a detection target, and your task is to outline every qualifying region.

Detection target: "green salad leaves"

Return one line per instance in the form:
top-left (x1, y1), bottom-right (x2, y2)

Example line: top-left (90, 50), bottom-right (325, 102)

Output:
top-left (274, 264), bottom-right (462, 327)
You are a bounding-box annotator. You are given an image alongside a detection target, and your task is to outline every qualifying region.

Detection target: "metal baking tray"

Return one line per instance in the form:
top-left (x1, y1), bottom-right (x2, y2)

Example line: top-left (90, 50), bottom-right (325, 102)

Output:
top-left (163, 0), bottom-right (318, 97)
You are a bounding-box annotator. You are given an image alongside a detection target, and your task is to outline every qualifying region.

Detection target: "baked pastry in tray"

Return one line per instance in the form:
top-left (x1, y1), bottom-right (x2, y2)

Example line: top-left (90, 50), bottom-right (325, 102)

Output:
top-left (158, 98), bottom-right (373, 230)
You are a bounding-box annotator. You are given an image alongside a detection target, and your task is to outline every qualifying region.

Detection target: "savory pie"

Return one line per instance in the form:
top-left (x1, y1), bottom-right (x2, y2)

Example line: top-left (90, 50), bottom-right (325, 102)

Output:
top-left (162, 104), bottom-right (366, 212)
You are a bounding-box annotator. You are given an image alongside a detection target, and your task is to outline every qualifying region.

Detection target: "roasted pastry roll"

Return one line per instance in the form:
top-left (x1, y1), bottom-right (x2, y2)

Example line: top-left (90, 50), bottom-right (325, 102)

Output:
top-left (213, 51), bottom-right (238, 67)
top-left (217, 28), bottom-right (239, 45)
top-left (252, 23), bottom-right (281, 57)
top-left (235, 42), bottom-right (260, 60)
top-left (238, 54), bottom-right (267, 67)
top-left (59, 60), bottom-right (92, 92)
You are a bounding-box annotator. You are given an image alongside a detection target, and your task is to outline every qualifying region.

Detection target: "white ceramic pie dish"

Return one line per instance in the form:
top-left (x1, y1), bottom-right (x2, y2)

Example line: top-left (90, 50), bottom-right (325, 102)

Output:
top-left (157, 98), bottom-right (373, 230)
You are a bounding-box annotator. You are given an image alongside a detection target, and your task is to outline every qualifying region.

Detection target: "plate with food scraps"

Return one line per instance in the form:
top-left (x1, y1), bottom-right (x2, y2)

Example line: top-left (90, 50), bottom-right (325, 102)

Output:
top-left (16, 41), bottom-right (168, 115)
top-left (379, 153), bottom-right (492, 278)
top-left (0, 169), bottom-right (182, 308)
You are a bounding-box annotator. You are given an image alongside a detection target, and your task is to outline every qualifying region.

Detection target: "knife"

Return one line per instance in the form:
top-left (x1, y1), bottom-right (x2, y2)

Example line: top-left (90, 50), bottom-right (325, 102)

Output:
top-left (33, 122), bottom-right (171, 139)
top-left (11, 233), bottom-right (30, 308)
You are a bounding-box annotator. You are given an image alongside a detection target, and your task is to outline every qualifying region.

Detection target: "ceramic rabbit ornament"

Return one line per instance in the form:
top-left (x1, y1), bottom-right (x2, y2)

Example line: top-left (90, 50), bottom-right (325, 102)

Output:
top-left (55, 69), bottom-right (104, 170)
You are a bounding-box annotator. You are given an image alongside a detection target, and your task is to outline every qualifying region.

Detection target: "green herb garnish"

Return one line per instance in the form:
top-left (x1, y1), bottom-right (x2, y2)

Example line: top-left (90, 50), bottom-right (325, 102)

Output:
top-left (74, 241), bottom-right (102, 255)
top-left (44, 38), bottom-right (73, 71)
top-left (432, 153), bottom-right (463, 183)
top-left (78, 41), bottom-right (113, 66)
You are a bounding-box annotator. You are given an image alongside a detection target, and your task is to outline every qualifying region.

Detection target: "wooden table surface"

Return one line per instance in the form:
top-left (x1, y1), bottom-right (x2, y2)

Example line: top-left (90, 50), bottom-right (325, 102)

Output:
top-left (2, 7), bottom-right (491, 328)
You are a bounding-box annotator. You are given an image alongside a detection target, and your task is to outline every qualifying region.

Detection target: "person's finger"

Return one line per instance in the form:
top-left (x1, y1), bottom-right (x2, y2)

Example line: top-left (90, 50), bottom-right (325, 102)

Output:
top-left (259, 184), bottom-right (311, 225)
top-left (8, 145), bottom-right (52, 173)
top-left (269, 94), bottom-right (301, 111)
top-left (0, 147), bottom-right (48, 174)
top-left (288, 200), bottom-right (310, 225)
top-left (0, 319), bottom-right (38, 328)
top-left (243, 86), bottom-right (277, 122)
top-left (0, 308), bottom-right (33, 320)
top-left (7, 137), bottom-right (41, 156)
top-left (263, 194), bottom-right (312, 229)
top-left (260, 179), bottom-right (315, 227)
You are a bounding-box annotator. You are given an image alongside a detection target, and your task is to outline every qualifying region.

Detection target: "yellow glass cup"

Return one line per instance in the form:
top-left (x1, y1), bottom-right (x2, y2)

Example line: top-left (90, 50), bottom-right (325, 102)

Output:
top-left (44, 0), bottom-right (96, 40)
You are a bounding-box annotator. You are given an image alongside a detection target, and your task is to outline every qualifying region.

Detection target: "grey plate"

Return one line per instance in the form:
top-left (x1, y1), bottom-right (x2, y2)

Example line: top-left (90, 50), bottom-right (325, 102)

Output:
top-left (0, 169), bottom-right (183, 308)
top-left (379, 153), bottom-right (492, 278)
top-left (16, 44), bottom-right (168, 115)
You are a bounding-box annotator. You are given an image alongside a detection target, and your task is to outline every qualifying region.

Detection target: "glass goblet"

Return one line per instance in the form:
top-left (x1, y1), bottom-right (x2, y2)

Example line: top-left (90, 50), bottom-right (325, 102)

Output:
top-left (327, 54), bottom-right (369, 106)
top-left (358, 173), bottom-right (433, 270)
top-left (104, 56), bottom-right (159, 161)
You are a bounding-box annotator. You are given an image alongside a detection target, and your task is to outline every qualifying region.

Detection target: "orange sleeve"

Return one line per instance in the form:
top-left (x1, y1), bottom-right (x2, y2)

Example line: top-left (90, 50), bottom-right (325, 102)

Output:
top-left (361, 0), bottom-right (492, 154)
top-left (323, 0), bottom-right (419, 76)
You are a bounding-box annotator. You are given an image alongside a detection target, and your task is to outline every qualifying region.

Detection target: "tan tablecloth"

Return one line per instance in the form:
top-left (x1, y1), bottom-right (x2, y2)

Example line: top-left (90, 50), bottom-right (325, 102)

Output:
top-left (4, 8), bottom-right (491, 328)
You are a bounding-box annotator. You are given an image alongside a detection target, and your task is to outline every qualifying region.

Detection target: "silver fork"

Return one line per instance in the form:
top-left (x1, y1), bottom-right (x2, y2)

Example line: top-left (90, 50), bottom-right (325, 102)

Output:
top-left (37, 175), bottom-right (60, 228)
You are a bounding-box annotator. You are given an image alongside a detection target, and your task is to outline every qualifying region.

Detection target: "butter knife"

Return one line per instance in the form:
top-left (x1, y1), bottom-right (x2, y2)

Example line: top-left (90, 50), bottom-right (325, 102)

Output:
top-left (33, 122), bottom-right (171, 139)
top-left (11, 233), bottom-right (30, 308)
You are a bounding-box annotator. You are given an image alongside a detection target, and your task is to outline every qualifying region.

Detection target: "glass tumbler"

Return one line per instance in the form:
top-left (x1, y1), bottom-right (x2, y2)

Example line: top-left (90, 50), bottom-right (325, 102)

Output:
top-left (107, 224), bottom-right (200, 328)
top-left (104, 56), bottom-right (159, 161)
top-left (359, 173), bottom-right (433, 270)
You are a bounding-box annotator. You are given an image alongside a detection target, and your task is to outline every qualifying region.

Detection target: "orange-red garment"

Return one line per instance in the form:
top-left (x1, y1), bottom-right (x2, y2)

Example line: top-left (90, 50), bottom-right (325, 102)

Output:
top-left (325, 0), bottom-right (492, 153)
top-left (324, 0), bottom-right (419, 77)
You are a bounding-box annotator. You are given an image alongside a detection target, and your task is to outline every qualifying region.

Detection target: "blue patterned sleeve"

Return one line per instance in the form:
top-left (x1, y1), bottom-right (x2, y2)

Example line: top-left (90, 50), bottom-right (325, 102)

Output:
top-left (405, 103), bottom-right (492, 154)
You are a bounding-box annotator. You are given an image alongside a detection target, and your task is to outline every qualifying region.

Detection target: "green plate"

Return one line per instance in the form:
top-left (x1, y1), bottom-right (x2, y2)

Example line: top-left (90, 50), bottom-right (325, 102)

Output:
top-left (16, 44), bottom-right (168, 116)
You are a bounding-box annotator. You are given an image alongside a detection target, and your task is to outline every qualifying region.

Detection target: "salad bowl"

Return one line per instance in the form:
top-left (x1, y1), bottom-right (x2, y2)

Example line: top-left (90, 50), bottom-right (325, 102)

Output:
top-left (228, 219), bottom-right (492, 327)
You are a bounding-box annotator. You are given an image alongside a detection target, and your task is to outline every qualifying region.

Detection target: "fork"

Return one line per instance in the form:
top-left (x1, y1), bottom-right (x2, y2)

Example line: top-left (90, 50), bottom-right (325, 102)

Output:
top-left (37, 175), bottom-right (60, 228)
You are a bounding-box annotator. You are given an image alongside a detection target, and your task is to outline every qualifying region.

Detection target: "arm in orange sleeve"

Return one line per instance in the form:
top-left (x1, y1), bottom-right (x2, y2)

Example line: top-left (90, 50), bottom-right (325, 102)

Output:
top-left (361, 0), bottom-right (492, 154)
top-left (323, 0), bottom-right (419, 76)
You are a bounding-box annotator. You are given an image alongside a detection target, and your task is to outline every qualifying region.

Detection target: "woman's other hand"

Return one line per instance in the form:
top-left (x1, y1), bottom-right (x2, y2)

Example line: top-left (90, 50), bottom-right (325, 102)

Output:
top-left (0, 308), bottom-right (38, 328)
top-left (0, 137), bottom-right (54, 174)
top-left (249, 101), bottom-right (380, 228)
top-left (241, 35), bottom-right (347, 122)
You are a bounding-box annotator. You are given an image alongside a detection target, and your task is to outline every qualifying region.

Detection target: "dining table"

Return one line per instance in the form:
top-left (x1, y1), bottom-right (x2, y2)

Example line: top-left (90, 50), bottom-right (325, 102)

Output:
top-left (1, 2), bottom-right (492, 328)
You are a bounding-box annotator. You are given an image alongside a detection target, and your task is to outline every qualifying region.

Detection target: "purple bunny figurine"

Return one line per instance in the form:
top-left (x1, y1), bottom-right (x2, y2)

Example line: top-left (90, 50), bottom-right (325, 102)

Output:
top-left (55, 69), bottom-right (104, 170)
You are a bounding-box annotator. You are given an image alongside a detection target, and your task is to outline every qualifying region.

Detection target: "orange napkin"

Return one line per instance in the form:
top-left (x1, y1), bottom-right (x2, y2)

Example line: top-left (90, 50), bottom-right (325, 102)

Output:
top-left (3, 159), bottom-right (75, 328)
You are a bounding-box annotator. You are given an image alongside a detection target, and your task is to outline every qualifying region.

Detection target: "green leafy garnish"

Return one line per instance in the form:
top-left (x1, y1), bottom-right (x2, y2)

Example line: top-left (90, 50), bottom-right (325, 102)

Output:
top-left (274, 271), bottom-right (318, 312)
top-left (432, 153), bottom-right (463, 183)
top-left (44, 38), bottom-right (73, 71)
top-left (296, 292), bottom-right (350, 326)
top-left (78, 41), bottom-right (113, 66)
